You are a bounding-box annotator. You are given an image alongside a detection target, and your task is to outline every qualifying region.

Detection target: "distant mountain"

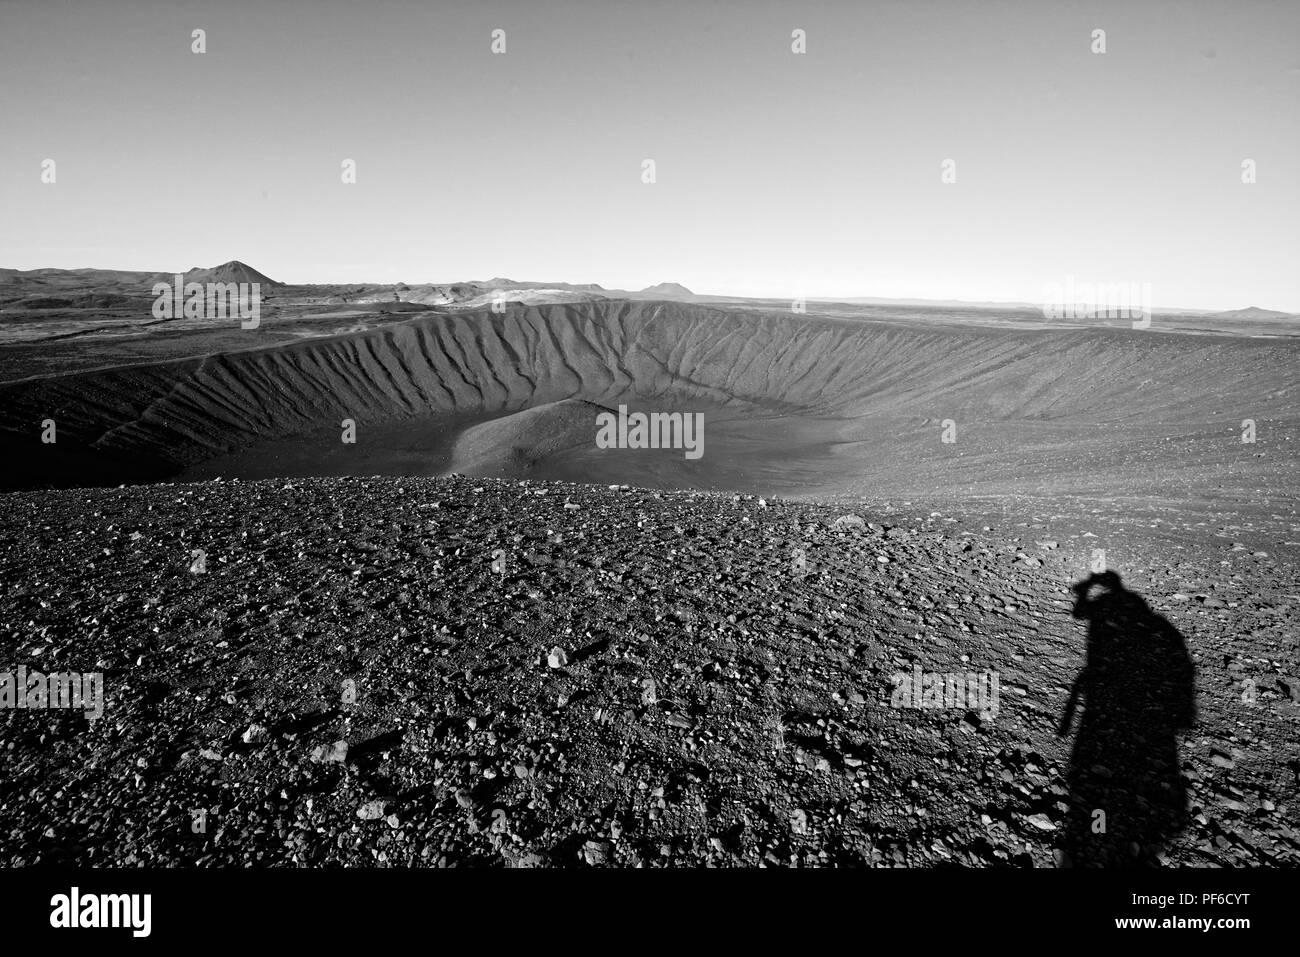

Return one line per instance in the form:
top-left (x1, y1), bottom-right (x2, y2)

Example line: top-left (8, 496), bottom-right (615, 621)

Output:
top-left (467, 278), bottom-right (697, 301)
top-left (1, 267), bottom-right (705, 302)
top-left (635, 282), bottom-right (695, 299)
top-left (477, 278), bottom-right (608, 294)
top-left (1213, 306), bottom-right (1295, 320)
top-left (183, 260), bottom-right (282, 287)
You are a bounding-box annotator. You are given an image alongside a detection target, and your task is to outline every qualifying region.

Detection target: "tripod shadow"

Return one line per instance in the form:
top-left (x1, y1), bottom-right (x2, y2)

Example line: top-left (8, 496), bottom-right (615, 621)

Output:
top-left (1057, 571), bottom-right (1196, 867)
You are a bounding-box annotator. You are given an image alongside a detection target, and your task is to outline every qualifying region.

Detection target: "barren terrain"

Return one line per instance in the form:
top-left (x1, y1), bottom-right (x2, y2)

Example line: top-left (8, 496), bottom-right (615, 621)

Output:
top-left (1, 477), bottom-right (1297, 867)
top-left (0, 269), bottom-right (1296, 867)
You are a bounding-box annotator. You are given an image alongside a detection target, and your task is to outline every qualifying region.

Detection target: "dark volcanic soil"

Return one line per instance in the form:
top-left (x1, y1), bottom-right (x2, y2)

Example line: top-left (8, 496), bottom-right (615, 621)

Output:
top-left (1, 476), bottom-right (1295, 867)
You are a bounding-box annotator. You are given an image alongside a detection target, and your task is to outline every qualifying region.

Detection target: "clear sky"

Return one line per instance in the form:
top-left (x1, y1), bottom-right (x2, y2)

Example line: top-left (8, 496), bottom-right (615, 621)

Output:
top-left (1, 0), bottom-right (1297, 310)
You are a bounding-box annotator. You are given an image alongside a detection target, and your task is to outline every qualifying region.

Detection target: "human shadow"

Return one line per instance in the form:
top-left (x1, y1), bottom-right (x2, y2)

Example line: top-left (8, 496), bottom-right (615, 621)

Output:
top-left (1057, 571), bottom-right (1196, 867)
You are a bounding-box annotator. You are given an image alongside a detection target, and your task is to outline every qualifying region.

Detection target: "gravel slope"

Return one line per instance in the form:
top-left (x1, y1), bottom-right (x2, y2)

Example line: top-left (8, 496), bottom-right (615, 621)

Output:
top-left (1, 476), bottom-right (1295, 867)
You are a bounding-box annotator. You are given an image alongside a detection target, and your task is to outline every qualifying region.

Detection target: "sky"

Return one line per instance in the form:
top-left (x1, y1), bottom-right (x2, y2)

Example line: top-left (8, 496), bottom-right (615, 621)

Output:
top-left (1, 0), bottom-right (1297, 310)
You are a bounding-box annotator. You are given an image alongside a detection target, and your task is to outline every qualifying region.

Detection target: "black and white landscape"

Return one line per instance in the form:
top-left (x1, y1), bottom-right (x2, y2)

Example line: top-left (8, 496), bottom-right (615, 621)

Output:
top-left (0, 0), bottom-right (1296, 876)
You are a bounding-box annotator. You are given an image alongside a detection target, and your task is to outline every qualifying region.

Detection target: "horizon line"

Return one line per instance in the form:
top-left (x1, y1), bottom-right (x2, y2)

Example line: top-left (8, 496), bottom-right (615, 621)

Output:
top-left (2, 261), bottom-right (1296, 316)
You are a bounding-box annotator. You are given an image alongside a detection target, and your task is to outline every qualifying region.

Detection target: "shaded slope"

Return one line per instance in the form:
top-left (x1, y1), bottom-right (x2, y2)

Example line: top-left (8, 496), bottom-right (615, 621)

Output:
top-left (0, 299), bottom-right (1296, 491)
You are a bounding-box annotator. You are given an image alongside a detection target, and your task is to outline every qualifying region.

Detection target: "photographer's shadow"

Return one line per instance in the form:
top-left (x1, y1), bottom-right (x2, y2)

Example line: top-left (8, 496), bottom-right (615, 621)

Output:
top-left (1058, 571), bottom-right (1196, 867)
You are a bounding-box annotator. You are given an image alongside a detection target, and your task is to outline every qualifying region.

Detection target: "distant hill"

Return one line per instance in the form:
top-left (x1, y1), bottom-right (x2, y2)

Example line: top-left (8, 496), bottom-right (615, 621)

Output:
top-left (635, 282), bottom-right (695, 299)
top-left (0, 267), bottom-right (162, 287)
top-left (1213, 306), bottom-right (1295, 320)
top-left (183, 261), bottom-right (282, 287)
top-left (478, 278), bottom-right (608, 294)
top-left (0, 262), bottom-right (282, 288)
top-left (467, 278), bottom-right (697, 301)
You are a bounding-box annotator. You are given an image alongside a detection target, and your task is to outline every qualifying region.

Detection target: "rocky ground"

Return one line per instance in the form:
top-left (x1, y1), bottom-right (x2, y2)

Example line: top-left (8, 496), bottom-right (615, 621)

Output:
top-left (0, 475), bottom-right (1296, 867)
